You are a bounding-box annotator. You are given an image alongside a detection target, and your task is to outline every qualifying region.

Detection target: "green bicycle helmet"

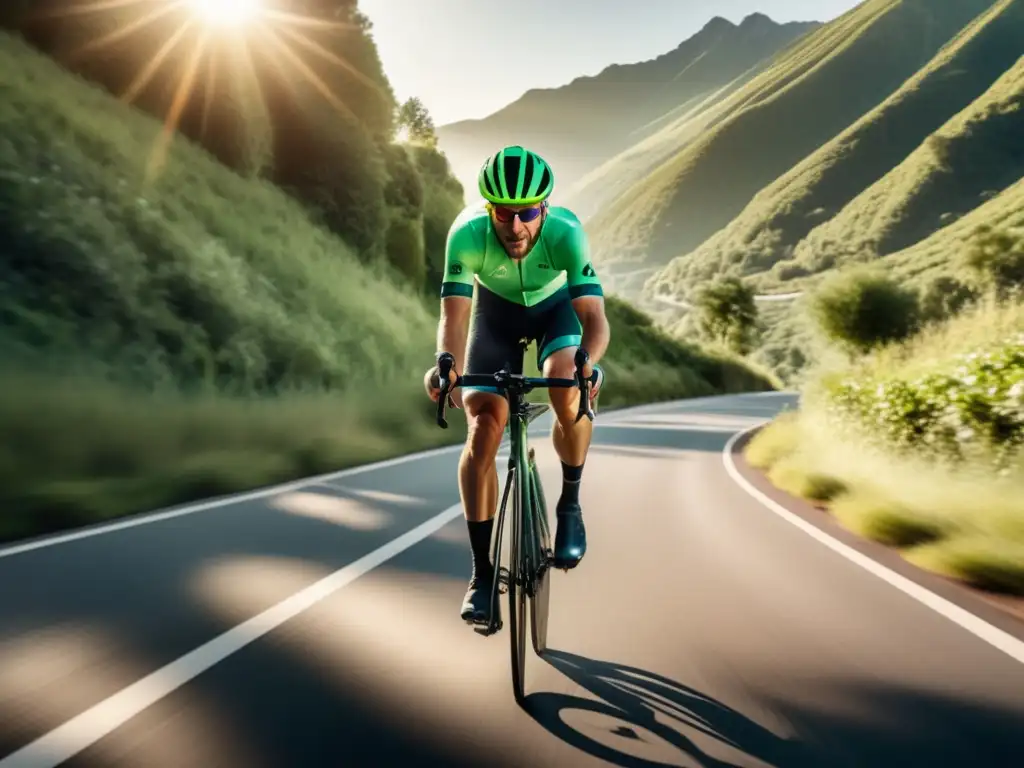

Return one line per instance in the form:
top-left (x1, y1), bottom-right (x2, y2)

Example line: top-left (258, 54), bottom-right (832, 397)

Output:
top-left (478, 145), bottom-right (554, 205)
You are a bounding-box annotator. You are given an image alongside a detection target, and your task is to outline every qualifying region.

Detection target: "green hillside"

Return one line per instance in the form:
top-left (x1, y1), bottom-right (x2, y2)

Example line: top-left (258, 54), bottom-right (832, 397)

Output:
top-left (788, 54), bottom-right (1024, 277)
top-left (585, 0), bottom-right (998, 283)
top-left (665, 0), bottom-right (1023, 294)
top-left (882, 176), bottom-right (1024, 286)
top-left (436, 14), bottom-right (817, 211)
top-left (0, 27), bottom-right (775, 543)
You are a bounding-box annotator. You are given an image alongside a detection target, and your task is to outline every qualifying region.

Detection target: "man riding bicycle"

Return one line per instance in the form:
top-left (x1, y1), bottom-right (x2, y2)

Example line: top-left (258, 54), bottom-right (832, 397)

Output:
top-left (424, 145), bottom-right (611, 625)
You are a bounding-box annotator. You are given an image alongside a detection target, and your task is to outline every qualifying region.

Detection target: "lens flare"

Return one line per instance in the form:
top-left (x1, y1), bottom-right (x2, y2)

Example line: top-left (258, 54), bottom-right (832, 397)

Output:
top-left (187, 0), bottom-right (261, 27)
top-left (49, 0), bottom-right (383, 182)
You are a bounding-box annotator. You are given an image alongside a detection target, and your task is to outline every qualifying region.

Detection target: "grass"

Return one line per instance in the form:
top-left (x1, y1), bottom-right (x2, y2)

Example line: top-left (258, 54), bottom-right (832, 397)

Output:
top-left (745, 410), bottom-right (801, 468)
top-left (766, 456), bottom-right (847, 502)
top-left (830, 489), bottom-right (947, 548)
top-left (0, 30), bottom-right (777, 544)
top-left (0, 369), bottom-right (465, 543)
top-left (743, 298), bottom-right (1024, 595)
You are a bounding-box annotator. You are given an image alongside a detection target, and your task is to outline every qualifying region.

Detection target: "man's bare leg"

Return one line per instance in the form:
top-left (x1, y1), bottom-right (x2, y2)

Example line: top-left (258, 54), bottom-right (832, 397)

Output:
top-left (459, 390), bottom-right (508, 622)
top-left (543, 347), bottom-right (593, 568)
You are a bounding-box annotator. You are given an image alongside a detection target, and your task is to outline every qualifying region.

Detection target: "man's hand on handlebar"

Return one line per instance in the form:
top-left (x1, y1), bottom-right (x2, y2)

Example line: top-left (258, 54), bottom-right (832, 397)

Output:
top-left (578, 354), bottom-right (603, 402)
top-left (573, 346), bottom-right (600, 423)
top-left (424, 360), bottom-right (462, 409)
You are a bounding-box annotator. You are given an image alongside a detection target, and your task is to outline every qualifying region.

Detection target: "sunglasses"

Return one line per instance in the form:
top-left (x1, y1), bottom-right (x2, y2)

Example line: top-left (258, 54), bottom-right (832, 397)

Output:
top-left (488, 202), bottom-right (546, 224)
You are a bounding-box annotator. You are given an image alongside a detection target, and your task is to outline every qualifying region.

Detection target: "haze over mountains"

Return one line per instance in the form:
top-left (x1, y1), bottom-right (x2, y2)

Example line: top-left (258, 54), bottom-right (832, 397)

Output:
top-left (436, 13), bottom-right (819, 210)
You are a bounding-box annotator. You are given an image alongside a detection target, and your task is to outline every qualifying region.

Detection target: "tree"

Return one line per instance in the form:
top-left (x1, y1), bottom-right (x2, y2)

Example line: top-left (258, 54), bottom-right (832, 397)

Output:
top-left (694, 277), bottom-right (759, 355)
top-left (396, 97), bottom-right (437, 146)
top-left (964, 225), bottom-right (1024, 300)
top-left (920, 275), bottom-right (977, 324)
top-left (809, 268), bottom-right (920, 355)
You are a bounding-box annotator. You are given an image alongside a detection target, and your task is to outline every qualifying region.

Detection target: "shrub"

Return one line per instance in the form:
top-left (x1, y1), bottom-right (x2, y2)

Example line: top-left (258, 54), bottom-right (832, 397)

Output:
top-left (964, 225), bottom-right (1024, 299)
top-left (824, 334), bottom-right (1024, 467)
top-left (920, 275), bottom-right (978, 324)
top-left (809, 268), bottom-right (920, 355)
top-left (694, 276), bottom-right (760, 355)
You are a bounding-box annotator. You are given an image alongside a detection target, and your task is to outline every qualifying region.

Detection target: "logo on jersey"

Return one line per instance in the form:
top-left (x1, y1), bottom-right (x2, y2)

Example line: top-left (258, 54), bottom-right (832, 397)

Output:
top-left (449, 263), bottom-right (463, 275)
top-left (582, 263), bottom-right (596, 277)
top-left (489, 264), bottom-right (509, 278)
top-left (538, 262), bottom-right (550, 269)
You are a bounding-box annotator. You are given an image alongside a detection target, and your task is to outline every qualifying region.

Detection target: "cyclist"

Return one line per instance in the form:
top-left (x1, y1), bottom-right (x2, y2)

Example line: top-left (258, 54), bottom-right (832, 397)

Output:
top-left (424, 145), bottom-right (611, 625)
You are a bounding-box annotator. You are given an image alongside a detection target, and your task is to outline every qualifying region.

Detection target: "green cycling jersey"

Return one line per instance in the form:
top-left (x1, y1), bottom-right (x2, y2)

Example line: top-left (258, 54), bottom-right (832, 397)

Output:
top-left (440, 204), bottom-right (604, 306)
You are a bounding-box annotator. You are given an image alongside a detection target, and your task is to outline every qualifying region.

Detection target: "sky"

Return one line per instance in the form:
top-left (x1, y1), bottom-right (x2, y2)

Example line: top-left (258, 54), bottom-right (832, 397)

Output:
top-left (357, 0), bottom-right (865, 127)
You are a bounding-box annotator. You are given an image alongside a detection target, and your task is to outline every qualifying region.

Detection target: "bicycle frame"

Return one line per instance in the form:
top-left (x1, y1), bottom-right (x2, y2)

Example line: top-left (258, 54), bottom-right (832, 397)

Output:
top-left (434, 346), bottom-right (594, 703)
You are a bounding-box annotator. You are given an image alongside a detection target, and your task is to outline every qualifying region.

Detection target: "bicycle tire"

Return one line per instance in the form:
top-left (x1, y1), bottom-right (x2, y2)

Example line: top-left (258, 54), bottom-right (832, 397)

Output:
top-left (507, 431), bottom-right (529, 704)
top-left (527, 448), bottom-right (551, 656)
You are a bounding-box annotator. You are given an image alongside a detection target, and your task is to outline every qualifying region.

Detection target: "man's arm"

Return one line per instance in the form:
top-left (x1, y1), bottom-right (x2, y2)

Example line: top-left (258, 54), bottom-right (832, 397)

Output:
top-left (437, 296), bottom-right (472, 376)
top-left (571, 296), bottom-right (610, 365)
top-left (432, 211), bottom-right (481, 389)
top-left (559, 213), bottom-right (610, 366)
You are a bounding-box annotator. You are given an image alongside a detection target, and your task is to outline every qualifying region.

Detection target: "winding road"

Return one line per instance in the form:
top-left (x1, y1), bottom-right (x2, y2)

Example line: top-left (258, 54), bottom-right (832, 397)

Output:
top-left (1, 392), bottom-right (1023, 767)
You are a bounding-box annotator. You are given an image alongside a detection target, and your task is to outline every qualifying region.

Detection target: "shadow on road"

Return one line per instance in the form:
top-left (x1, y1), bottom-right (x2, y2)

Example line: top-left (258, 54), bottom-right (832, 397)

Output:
top-left (525, 648), bottom-right (812, 768)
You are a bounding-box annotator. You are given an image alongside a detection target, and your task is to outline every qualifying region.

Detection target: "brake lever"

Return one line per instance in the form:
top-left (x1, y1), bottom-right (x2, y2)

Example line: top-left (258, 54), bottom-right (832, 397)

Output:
top-left (574, 347), bottom-right (595, 424)
top-left (436, 352), bottom-right (455, 429)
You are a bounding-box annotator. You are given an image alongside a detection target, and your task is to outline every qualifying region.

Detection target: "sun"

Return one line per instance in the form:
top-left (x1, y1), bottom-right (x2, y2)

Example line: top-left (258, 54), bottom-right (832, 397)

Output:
top-left (186, 0), bottom-right (263, 27)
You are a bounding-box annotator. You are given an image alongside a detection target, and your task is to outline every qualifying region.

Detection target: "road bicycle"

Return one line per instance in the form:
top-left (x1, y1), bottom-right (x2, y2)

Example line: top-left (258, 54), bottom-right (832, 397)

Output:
top-left (434, 343), bottom-right (596, 704)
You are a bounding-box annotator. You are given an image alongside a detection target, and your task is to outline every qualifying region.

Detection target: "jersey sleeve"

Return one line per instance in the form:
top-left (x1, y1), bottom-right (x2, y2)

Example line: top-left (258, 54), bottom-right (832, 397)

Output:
top-left (558, 216), bottom-right (604, 299)
top-left (439, 217), bottom-right (483, 299)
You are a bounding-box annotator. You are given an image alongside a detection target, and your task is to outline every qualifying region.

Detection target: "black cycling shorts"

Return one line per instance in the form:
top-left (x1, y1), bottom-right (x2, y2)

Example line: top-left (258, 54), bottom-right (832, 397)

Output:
top-left (463, 283), bottom-right (582, 394)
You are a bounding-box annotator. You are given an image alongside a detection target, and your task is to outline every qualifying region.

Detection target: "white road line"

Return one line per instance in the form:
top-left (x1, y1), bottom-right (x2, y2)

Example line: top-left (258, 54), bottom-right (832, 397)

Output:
top-left (722, 424), bottom-right (1024, 667)
top-left (0, 442), bottom-right (467, 560)
top-left (0, 392), bottom-right (790, 560)
top-left (0, 503), bottom-right (466, 768)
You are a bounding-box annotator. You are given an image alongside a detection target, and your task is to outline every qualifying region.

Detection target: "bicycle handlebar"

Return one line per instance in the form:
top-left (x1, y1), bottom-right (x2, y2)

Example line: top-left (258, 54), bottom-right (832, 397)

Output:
top-left (434, 348), bottom-right (597, 429)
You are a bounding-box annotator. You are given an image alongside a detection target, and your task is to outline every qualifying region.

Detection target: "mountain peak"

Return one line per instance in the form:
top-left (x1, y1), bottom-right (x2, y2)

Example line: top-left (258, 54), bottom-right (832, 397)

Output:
top-left (701, 16), bottom-right (736, 33)
top-left (740, 12), bottom-right (776, 28)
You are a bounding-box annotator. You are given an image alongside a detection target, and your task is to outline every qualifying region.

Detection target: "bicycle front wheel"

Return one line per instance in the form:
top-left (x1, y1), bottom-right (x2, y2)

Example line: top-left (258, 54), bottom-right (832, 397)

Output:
top-left (507, 457), bottom-right (528, 704)
top-left (527, 447), bottom-right (551, 656)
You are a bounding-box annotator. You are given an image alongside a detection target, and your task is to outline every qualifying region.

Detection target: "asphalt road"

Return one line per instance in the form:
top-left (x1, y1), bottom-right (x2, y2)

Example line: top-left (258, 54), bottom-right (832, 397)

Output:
top-left (1, 392), bottom-right (1023, 767)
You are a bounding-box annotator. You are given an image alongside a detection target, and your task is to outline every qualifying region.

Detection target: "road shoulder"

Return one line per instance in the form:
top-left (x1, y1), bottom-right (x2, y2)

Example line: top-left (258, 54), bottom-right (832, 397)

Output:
top-left (728, 426), bottom-right (1024, 641)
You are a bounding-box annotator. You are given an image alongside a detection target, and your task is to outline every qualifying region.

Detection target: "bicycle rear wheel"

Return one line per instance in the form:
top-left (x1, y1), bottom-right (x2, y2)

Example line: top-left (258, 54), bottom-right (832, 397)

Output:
top-left (527, 448), bottom-right (551, 655)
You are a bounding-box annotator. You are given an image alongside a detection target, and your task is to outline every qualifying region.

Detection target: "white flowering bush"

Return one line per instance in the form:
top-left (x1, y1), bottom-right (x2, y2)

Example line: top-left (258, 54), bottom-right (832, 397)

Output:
top-left (824, 334), bottom-right (1024, 468)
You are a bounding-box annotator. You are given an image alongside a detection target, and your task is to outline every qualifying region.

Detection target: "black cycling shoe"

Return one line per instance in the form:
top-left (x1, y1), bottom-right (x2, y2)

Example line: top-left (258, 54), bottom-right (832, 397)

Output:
top-left (553, 501), bottom-right (587, 569)
top-left (460, 569), bottom-right (495, 624)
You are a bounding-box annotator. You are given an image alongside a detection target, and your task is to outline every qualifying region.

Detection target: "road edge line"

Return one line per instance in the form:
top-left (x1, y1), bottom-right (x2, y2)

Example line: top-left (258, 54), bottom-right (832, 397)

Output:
top-left (0, 503), bottom-right (466, 768)
top-left (722, 423), bottom-right (1024, 667)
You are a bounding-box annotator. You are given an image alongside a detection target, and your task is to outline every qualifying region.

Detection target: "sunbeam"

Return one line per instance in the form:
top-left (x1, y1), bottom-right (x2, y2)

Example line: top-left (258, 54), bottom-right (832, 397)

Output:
top-left (186, 0), bottom-right (262, 27)
top-left (69, 1), bottom-right (181, 60)
top-left (35, 0), bottom-right (164, 20)
top-left (57, 0), bottom-right (375, 183)
top-left (121, 18), bottom-right (194, 104)
top-left (257, 26), bottom-right (359, 122)
top-left (199, 38), bottom-right (221, 138)
top-left (275, 23), bottom-right (384, 95)
top-left (261, 8), bottom-right (357, 33)
top-left (146, 29), bottom-right (209, 181)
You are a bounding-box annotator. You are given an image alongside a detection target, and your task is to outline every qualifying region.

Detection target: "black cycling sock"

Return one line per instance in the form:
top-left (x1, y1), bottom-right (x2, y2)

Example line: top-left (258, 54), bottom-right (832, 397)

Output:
top-left (559, 461), bottom-right (584, 508)
top-left (467, 517), bottom-right (494, 580)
